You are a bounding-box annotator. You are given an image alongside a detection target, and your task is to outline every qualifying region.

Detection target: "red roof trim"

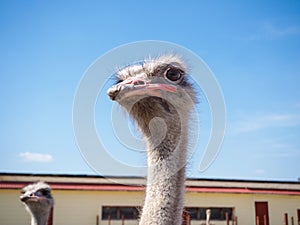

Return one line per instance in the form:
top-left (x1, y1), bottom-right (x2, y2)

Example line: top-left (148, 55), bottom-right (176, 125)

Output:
top-left (1, 182), bottom-right (300, 196)
top-left (186, 187), bottom-right (300, 196)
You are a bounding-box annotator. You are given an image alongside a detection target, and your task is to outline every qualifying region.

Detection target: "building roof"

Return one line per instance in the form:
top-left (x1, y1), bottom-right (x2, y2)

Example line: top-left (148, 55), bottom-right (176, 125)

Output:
top-left (1, 172), bottom-right (300, 196)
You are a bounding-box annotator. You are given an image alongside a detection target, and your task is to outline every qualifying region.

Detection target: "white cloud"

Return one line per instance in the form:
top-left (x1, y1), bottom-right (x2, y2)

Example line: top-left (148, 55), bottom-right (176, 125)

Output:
top-left (268, 140), bottom-right (299, 157)
top-left (243, 22), bottom-right (300, 41)
top-left (262, 22), bottom-right (300, 38)
top-left (294, 102), bottom-right (300, 109)
top-left (254, 169), bottom-right (266, 175)
top-left (18, 152), bottom-right (53, 163)
top-left (229, 113), bottom-right (300, 135)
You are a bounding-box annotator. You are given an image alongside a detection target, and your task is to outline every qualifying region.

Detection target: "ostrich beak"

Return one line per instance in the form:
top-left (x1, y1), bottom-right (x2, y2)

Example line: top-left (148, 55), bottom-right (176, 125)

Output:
top-left (20, 195), bottom-right (30, 202)
top-left (20, 191), bottom-right (50, 203)
top-left (107, 76), bottom-right (178, 101)
top-left (20, 195), bottom-right (40, 203)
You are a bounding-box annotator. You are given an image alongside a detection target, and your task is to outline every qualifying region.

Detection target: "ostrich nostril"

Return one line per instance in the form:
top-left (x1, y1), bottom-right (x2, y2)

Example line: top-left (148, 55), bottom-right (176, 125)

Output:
top-left (133, 80), bottom-right (145, 86)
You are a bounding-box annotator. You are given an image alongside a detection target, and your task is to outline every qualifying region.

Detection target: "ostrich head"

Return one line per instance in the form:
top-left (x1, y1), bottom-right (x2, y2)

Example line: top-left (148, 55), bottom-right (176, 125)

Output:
top-left (107, 55), bottom-right (196, 144)
top-left (20, 182), bottom-right (54, 224)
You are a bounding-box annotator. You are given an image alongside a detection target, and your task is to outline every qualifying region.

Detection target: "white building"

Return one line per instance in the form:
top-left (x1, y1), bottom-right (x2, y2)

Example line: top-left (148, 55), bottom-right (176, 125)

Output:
top-left (1, 173), bottom-right (300, 225)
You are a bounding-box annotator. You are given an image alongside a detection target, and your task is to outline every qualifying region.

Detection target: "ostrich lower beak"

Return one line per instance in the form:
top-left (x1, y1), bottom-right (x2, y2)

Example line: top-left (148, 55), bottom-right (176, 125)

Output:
top-left (107, 82), bottom-right (178, 101)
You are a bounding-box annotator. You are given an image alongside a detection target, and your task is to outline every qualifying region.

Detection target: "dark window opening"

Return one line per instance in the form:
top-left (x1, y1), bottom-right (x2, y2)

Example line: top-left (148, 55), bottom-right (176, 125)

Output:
top-left (185, 207), bottom-right (233, 221)
top-left (102, 206), bottom-right (140, 220)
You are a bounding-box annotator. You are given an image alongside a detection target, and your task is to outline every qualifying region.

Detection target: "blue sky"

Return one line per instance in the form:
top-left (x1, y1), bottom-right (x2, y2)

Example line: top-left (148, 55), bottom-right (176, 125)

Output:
top-left (1, 1), bottom-right (300, 181)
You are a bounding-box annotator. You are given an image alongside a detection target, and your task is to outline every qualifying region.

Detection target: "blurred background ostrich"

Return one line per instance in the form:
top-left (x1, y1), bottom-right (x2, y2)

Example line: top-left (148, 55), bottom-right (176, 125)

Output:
top-left (20, 182), bottom-right (54, 225)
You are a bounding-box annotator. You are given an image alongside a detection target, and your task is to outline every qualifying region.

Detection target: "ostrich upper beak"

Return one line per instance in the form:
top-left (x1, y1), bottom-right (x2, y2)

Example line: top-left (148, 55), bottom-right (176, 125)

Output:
top-left (20, 195), bottom-right (41, 203)
top-left (20, 195), bottom-right (30, 202)
top-left (107, 76), bottom-right (178, 101)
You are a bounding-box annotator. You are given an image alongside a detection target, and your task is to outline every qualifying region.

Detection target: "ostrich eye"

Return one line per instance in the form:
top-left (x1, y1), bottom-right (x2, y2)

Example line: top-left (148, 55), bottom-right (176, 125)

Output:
top-left (116, 79), bottom-right (123, 84)
top-left (164, 68), bottom-right (183, 83)
top-left (38, 189), bottom-right (49, 196)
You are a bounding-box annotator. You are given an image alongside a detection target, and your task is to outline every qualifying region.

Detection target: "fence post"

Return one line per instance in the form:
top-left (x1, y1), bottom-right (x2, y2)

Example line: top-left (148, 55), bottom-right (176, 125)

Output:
top-left (186, 213), bottom-right (190, 225)
top-left (108, 215), bottom-right (111, 225)
top-left (284, 213), bottom-right (289, 225)
top-left (226, 212), bottom-right (229, 225)
top-left (256, 216), bottom-right (260, 225)
top-left (291, 216), bottom-right (294, 225)
top-left (264, 215), bottom-right (267, 225)
top-left (235, 216), bottom-right (238, 225)
top-left (121, 214), bottom-right (125, 225)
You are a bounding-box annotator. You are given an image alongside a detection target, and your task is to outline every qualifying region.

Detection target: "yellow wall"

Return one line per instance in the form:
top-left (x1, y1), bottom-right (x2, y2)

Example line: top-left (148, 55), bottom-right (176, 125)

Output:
top-left (1, 188), bottom-right (300, 225)
top-left (54, 190), bottom-right (144, 225)
top-left (0, 189), bottom-right (29, 225)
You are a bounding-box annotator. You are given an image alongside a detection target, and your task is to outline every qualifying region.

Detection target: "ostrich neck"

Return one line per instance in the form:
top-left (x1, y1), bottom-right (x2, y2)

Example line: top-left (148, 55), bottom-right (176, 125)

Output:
top-left (206, 213), bottom-right (211, 225)
top-left (139, 116), bottom-right (188, 225)
top-left (30, 211), bottom-right (50, 225)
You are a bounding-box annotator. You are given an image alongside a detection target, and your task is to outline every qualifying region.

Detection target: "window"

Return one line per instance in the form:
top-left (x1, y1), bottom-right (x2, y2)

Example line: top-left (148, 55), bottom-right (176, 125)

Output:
top-left (185, 207), bottom-right (233, 221)
top-left (102, 206), bottom-right (233, 221)
top-left (102, 206), bottom-right (140, 220)
top-left (102, 207), bottom-right (118, 220)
